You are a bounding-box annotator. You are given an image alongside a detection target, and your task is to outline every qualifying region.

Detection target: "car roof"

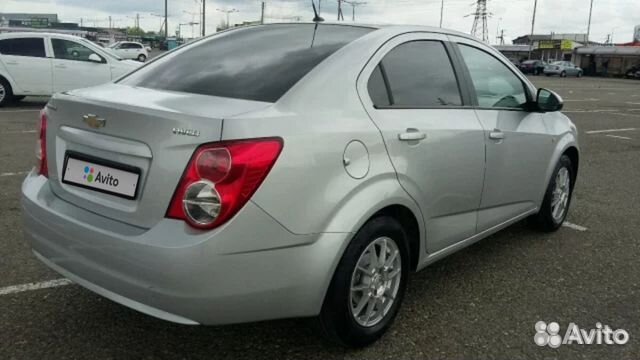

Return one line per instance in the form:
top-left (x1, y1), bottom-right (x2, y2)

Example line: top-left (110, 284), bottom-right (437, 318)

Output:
top-left (265, 22), bottom-right (478, 41)
top-left (0, 32), bottom-right (86, 41)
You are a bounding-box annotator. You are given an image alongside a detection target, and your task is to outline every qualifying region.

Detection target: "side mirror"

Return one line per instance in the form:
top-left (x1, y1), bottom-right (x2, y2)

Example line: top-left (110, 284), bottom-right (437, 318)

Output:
top-left (537, 88), bottom-right (564, 112)
top-left (88, 53), bottom-right (103, 63)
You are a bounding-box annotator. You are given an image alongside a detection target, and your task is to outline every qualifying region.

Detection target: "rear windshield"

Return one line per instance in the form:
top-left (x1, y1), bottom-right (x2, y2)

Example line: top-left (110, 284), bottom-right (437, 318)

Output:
top-left (120, 24), bottom-right (373, 102)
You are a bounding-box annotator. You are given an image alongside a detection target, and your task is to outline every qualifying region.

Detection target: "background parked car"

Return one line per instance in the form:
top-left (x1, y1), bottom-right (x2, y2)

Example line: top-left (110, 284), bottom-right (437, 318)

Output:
top-left (107, 41), bottom-right (149, 62)
top-left (544, 61), bottom-right (583, 77)
top-left (0, 32), bottom-right (141, 106)
top-left (624, 65), bottom-right (640, 79)
top-left (519, 60), bottom-right (546, 75)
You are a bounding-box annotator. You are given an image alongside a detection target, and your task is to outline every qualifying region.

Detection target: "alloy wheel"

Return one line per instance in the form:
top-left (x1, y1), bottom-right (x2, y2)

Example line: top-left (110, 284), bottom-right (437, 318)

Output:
top-left (349, 236), bottom-right (402, 327)
top-left (0, 83), bottom-right (5, 104)
top-left (551, 167), bottom-right (571, 222)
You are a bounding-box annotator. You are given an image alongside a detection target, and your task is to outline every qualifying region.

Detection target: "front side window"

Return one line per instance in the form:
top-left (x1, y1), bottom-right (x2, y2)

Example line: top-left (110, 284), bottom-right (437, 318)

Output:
top-left (458, 44), bottom-right (528, 109)
top-left (0, 38), bottom-right (46, 58)
top-left (121, 24), bottom-right (373, 102)
top-left (52, 39), bottom-right (102, 62)
top-left (369, 41), bottom-right (462, 107)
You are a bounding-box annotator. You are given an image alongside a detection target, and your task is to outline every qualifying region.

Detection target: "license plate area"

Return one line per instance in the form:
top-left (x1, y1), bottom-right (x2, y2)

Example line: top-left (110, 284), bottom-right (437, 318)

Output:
top-left (61, 151), bottom-right (141, 200)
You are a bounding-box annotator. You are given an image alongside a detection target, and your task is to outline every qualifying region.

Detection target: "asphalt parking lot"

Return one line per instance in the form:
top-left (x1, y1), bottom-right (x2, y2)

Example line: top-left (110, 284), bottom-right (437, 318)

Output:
top-left (1, 76), bottom-right (639, 359)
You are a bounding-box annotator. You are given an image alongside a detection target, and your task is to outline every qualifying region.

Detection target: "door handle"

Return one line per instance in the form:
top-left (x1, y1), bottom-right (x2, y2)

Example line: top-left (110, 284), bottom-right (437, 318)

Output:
top-left (55, 64), bottom-right (67, 69)
top-left (5, 61), bottom-right (18, 65)
top-left (489, 129), bottom-right (505, 140)
top-left (398, 129), bottom-right (427, 142)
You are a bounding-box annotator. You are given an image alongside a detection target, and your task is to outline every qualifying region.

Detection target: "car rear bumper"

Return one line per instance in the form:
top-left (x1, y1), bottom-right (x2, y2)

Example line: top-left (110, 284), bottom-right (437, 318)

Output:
top-left (22, 171), bottom-right (349, 325)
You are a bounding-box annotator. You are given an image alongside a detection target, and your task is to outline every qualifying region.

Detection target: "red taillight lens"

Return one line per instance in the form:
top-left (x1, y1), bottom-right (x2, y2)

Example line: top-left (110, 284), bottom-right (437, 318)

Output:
top-left (36, 109), bottom-right (48, 177)
top-left (166, 138), bottom-right (283, 229)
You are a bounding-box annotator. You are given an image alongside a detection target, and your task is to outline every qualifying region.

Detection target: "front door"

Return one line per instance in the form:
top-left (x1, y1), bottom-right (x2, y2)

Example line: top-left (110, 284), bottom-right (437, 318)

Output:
top-left (452, 37), bottom-right (554, 231)
top-left (359, 33), bottom-right (486, 253)
top-left (50, 38), bottom-right (112, 92)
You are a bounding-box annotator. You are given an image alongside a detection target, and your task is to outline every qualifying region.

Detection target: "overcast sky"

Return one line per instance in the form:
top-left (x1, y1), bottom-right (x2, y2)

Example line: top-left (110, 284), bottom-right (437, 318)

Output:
top-left (1, 0), bottom-right (638, 44)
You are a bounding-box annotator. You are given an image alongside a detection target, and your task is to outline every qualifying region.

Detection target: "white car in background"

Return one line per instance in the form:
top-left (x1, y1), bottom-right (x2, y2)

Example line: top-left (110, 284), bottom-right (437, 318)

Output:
top-left (107, 41), bottom-right (149, 62)
top-left (0, 32), bottom-right (141, 106)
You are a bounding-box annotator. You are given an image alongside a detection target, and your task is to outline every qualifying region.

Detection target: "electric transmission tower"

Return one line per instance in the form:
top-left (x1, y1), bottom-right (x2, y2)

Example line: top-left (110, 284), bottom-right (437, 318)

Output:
top-left (467, 0), bottom-right (491, 42)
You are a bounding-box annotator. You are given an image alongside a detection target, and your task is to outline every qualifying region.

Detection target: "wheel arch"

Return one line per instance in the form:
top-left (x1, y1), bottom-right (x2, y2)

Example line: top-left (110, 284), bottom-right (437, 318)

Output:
top-left (540, 133), bottom-right (580, 206)
top-left (0, 71), bottom-right (17, 94)
top-left (371, 205), bottom-right (421, 271)
top-left (563, 146), bottom-right (579, 187)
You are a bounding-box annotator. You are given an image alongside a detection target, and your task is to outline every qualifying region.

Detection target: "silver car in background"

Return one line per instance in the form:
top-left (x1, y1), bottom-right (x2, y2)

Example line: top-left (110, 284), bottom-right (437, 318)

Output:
top-left (544, 60), bottom-right (583, 77)
top-left (22, 24), bottom-right (579, 347)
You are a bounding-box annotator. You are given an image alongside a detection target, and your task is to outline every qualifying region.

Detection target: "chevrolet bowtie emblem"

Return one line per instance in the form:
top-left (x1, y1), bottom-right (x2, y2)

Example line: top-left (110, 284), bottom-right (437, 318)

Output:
top-left (82, 114), bottom-right (106, 129)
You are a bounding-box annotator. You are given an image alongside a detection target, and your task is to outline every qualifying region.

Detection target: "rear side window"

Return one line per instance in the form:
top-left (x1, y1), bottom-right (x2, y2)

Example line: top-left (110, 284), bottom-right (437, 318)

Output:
top-left (121, 24), bottom-right (373, 102)
top-left (0, 38), bottom-right (46, 58)
top-left (367, 65), bottom-right (391, 107)
top-left (368, 41), bottom-right (462, 107)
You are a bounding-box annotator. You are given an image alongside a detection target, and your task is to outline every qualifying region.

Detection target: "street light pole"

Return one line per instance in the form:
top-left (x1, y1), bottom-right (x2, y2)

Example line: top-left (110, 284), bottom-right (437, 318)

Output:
top-left (202, 0), bottom-right (206, 36)
top-left (439, 0), bottom-right (444, 28)
top-left (164, 0), bottom-right (168, 39)
top-left (528, 0), bottom-right (538, 60)
top-left (216, 8), bottom-right (238, 29)
top-left (586, 0), bottom-right (594, 44)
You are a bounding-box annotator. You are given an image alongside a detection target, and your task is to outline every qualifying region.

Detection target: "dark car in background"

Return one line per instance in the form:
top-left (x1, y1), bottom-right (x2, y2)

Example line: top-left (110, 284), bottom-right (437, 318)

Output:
top-left (625, 65), bottom-right (640, 79)
top-left (520, 60), bottom-right (546, 75)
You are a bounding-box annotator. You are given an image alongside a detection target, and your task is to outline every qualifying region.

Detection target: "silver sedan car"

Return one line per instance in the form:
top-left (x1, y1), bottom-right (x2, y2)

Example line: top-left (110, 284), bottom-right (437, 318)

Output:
top-left (22, 24), bottom-right (579, 347)
top-left (544, 61), bottom-right (584, 77)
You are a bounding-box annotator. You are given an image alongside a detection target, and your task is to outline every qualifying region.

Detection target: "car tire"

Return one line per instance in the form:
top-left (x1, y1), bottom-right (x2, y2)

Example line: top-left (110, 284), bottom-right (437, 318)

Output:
top-left (560, 71), bottom-right (567, 77)
top-left (317, 216), bottom-right (410, 347)
top-left (0, 77), bottom-right (13, 107)
top-left (577, 71), bottom-right (583, 78)
top-left (530, 155), bottom-right (574, 232)
top-left (534, 69), bottom-right (539, 76)
top-left (137, 54), bottom-right (147, 62)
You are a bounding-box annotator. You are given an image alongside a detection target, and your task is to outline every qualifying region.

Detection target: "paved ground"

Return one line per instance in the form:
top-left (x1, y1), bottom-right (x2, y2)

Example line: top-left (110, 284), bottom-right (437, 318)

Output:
top-left (0, 76), bottom-right (639, 359)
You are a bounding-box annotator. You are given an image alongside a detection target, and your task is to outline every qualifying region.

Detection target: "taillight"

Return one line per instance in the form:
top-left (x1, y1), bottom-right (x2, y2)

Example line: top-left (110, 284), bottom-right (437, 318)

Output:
top-left (36, 109), bottom-right (48, 177)
top-left (166, 138), bottom-right (283, 229)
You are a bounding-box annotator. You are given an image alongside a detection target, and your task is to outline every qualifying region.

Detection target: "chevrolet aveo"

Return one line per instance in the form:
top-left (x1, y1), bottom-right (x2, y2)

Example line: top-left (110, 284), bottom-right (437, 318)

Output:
top-left (22, 24), bottom-right (579, 347)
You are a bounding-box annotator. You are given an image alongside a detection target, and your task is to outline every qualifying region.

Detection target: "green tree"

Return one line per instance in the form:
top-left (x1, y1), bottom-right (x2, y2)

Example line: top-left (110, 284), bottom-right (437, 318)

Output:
top-left (126, 26), bottom-right (145, 36)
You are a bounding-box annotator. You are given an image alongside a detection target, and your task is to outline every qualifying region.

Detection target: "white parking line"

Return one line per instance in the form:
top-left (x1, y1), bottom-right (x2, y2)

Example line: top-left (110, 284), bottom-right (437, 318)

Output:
top-left (0, 279), bottom-right (73, 296)
top-left (562, 222), bottom-right (588, 232)
top-left (606, 134), bottom-right (632, 140)
top-left (563, 109), bottom-right (617, 113)
top-left (585, 128), bottom-right (637, 134)
top-left (0, 171), bottom-right (29, 177)
top-left (0, 109), bottom-right (41, 113)
top-left (2, 130), bottom-right (37, 134)
top-left (611, 112), bottom-right (640, 118)
top-left (564, 98), bottom-right (599, 102)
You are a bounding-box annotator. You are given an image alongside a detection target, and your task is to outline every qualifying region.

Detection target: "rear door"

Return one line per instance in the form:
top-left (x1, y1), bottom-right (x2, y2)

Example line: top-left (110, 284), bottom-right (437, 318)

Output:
top-left (50, 37), bottom-right (112, 92)
top-left (451, 36), bottom-right (553, 231)
top-left (0, 36), bottom-right (52, 95)
top-left (118, 43), bottom-right (135, 59)
top-left (359, 33), bottom-right (486, 253)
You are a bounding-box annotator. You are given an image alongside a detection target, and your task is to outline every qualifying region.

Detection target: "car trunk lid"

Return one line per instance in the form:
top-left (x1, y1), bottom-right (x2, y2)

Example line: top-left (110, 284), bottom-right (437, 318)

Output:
top-left (45, 83), bottom-right (271, 229)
